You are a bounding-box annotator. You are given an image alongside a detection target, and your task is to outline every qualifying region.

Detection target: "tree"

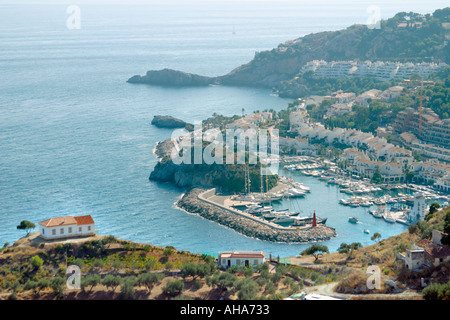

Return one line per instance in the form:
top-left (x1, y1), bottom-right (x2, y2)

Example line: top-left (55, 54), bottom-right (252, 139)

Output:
top-left (301, 244), bottom-right (329, 262)
top-left (371, 166), bottom-right (382, 184)
top-left (428, 203), bottom-right (440, 215)
top-left (371, 232), bottom-right (382, 243)
top-left (138, 272), bottom-right (164, 293)
top-left (234, 277), bottom-right (259, 300)
top-left (338, 242), bottom-right (362, 258)
top-left (119, 276), bottom-right (137, 300)
top-left (163, 279), bottom-right (184, 297)
top-left (81, 274), bottom-right (101, 294)
top-left (102, 275), bottom-right (122, 292)
top-left (17, 220), bottom-right (36, 236)
top-left (211, 272), bottom-right (237, 291)
top-left (441, 211), bottom-right (450, 245)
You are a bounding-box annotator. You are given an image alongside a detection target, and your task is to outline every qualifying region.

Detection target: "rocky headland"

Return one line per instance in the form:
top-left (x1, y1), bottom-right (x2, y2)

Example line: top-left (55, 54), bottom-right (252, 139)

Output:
top-left (127, 9), bottom-right (449, 98)
top-left (127, 68), bottom-right (217, 87)
top-left (151, 115), bottom-right (193, 131)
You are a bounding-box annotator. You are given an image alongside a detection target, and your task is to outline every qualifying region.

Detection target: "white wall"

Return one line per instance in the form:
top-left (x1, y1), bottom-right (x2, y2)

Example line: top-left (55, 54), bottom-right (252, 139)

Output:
top-left (40, 223), bottom-right (95, 239)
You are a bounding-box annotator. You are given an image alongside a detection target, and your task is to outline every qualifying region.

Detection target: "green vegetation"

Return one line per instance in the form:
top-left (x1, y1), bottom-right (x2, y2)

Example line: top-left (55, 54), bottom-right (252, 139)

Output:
top-left (16, 220), bottom-right (36, 236)
top-left (422, 281), bottom-right (450, 300)
top-left (301, 244), bottom-right (329, 262)
top-left (325, 100), bottom-right (407, 133)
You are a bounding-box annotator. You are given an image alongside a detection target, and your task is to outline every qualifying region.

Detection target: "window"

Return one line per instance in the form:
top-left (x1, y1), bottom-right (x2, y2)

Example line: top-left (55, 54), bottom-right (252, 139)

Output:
top-left (79, 227), bottom-right (82, 232)
top-left (60, 228), bottom-right (64, 234)
top-left (42, 229), bottom-right (45, 235)
top-left (52, 229), bottom-right (56, 235)
top-left (88, 226), bottom-right (91, 231)
top-left (68, 227), bottom-right (72, 233)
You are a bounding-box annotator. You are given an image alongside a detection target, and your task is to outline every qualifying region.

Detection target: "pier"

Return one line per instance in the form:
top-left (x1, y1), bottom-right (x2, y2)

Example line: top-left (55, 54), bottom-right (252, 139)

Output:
top-left (176, 188), bottom-right (337, 243)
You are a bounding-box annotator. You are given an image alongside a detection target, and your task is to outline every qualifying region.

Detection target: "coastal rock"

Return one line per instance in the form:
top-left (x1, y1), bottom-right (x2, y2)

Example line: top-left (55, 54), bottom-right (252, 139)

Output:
top-left (151, 115), bottom-right (193, 131)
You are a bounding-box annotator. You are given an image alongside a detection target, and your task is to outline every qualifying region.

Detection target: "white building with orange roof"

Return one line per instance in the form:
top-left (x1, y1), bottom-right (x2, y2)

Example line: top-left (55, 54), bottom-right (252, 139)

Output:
top-left (38, 215), bottom-right (95, 240)
top-left (218, 250), bottom-right (266, 269)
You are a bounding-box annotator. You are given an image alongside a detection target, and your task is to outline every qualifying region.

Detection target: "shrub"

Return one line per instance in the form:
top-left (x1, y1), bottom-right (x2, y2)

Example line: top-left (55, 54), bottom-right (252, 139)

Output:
top-left (422, 282), bottom-right (450, 300)
top-left (50, 276), bottom-right (65, 298)
top-left (163, 279), bottom-right (184, 297)
top-left (31, 255), bottom-right (44, 270)
top-left (235, 277), bottom-right (259, 300)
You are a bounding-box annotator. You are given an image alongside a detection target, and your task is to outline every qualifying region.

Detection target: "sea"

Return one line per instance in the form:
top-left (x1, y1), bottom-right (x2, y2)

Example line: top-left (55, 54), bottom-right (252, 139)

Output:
top-left (1, 0), bottom-right (447, 257)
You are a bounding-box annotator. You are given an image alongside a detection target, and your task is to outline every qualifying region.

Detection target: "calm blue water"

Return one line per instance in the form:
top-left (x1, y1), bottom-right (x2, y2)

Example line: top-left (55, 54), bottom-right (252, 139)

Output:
top-left (0, 1), bottom-right (446, 256)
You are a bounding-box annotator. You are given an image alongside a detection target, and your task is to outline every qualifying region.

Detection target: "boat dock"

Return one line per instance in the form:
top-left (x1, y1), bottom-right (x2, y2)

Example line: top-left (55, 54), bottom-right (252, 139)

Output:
top-left (176, 188), bottom-right (337, 243)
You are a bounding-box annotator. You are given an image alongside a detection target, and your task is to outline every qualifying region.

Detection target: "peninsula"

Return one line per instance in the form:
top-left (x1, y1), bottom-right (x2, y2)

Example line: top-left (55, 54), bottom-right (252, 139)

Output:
top-left (127, 8), bottom-right (450, 98)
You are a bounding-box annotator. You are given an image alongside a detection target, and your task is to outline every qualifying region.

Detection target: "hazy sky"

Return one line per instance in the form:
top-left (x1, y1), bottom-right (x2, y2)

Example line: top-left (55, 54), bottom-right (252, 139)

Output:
top-left (2, 0), bottom-right (448, 5)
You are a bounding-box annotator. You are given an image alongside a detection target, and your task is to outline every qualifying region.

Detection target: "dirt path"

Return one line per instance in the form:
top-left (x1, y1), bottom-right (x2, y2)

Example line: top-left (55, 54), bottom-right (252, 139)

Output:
top-left (304, 282), bottom-right (423, 300)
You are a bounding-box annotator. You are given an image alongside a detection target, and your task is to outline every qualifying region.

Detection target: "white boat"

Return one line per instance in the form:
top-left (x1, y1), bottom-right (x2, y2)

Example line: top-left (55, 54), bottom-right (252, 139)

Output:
top-left (284, 188), bottom-right (306, 197)
top-left (262, 209), bottom-right (295, 220)
top-left (369, 209), bottom-right (384, 218)
top-left (299, 185), bottom-right (311, 192)
top-left (364, 229), bottom-right (370, 234)
top-left (292, 216), bottom-right (327, 227)
top-left (383, 212), bottom-right (396, 223)
top-left (234, 194), bottom-right (256, 202)
top-left (272, 214), bottom-right (298, 225)
top-left (245, 206), bottom-right (273, 215)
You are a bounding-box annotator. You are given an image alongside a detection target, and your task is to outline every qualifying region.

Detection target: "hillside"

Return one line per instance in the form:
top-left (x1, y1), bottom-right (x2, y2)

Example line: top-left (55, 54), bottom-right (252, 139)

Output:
top-left (1, 207), bottom-right (448, 300)
top-left (128, 8), bottom-right (450, 92)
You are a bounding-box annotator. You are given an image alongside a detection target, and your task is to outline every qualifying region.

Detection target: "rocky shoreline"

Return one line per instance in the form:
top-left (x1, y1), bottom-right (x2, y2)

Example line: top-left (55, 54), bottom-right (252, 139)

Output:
top-left (176, 187), bottom-right (337, 243)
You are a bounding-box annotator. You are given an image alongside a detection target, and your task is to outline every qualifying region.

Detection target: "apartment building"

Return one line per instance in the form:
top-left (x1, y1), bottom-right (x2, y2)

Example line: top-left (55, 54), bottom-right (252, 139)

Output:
top-left (393, 107), bottom-right (450, 149)
top-left (300, 60), bottom-right (447, 81)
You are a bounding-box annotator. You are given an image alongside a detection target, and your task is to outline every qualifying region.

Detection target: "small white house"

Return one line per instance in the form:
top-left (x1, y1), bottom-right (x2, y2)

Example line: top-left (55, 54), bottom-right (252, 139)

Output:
top-left (38, 215), bottom-right (95, 240)
top-left (218, 251), bottom-right (266, 269)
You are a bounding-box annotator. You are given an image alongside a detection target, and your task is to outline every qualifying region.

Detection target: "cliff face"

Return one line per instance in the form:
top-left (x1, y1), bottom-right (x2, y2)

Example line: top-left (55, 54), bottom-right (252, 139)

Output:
top-left (150, 139), bottom-right (237, 189)
top-left (149, 139), bottom-right (277, 192)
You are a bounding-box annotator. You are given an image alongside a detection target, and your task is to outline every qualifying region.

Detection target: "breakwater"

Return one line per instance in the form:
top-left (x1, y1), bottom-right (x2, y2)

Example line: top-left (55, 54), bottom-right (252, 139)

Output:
top-left (176, 187), bottom-right (337, 243)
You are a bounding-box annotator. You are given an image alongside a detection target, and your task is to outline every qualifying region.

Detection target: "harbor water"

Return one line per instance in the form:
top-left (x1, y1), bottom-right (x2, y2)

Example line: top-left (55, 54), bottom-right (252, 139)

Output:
top-left (1, 1), bottom-right (446, 257)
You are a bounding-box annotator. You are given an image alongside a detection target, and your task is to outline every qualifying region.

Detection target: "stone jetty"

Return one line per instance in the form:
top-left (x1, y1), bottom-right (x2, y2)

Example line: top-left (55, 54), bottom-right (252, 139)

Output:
top-left (176, 187), bottom-right (337, 243)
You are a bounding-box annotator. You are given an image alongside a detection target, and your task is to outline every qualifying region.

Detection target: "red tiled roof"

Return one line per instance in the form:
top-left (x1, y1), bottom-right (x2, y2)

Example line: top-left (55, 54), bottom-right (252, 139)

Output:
top-left (39, 215), bottom-right (94, 227)
top-left (38, 216), bottom-right (77, 227)
top-left (415, 239), bottom-right (432, 248)
top-left (74, 215), bottom-right (95, 225)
